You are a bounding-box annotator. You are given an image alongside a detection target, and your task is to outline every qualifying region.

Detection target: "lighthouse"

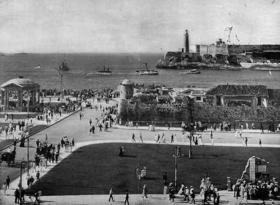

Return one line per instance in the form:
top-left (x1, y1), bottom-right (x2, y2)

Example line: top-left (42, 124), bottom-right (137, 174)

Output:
top-left (184, 29), bottom-right (190, 54)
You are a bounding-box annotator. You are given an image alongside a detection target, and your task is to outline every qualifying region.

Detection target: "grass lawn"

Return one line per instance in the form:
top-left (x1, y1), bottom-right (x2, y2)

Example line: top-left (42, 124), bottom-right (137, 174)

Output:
top-left (0, 166), bottom-right (20, 188)
top-left (30, 143), bottom-right (280, 195)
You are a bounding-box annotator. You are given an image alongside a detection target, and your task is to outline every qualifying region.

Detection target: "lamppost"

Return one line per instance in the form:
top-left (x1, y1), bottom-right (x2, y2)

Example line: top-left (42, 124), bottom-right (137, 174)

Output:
top-left (26, 94), bottom-right (31, 177)
top-left (19, 161), bottom-right (25, 187)
top-left (26, 128), bottom-right (30, 177)
top-left (188, 97), bottom-right (194, 159)
top-left (172, 146), bottom-right (181, 188)
top-left (19, 161), bottom-right (25, 204)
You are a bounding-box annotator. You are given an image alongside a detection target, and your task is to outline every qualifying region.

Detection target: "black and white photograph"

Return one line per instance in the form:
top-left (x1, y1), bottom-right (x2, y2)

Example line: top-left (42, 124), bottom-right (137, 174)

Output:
top-left (0, 0), bottom-right (280, 204)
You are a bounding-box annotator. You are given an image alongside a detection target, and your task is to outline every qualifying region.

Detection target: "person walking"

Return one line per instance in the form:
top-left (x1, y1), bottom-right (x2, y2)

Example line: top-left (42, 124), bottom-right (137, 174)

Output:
top-left (142, 184), bottom-right (148, 198)
top-left (190, 186), bottom-right (195, 204)
top-left (99, 123), bottom-right (103, 132)
top-left (36, 171), bottom-right (40, 181)
top-left (108, 187), bottom-right (114, 202)
top-left (260, 123), bottom-right (264, 134)
top-left (171, 134), bottom-right (174, 143)
top-left (91, 125), bottom-right (95, 134)
top-left (210, 130), bottom-right (214, 145)
top-left (139, 132), bottom-right (143, 143)
top-left (14, 188), bottom-right (20, 204)
top-left (168, 183), bottom-right (175, 202)
top-left (156, 134), bottom-right (160, 143)
top-left (132, 133), bottom-right (136, 142)
top-left (124, 190), bottom-right (129, 205)
top-left (6, 175), bottom-right (10, 189)
top-left (89, 118), bottom-right (92, 126)
top-left (259, 138), bottom-right (262, 147)
top-left (245, 137), bottom-right (248, 147)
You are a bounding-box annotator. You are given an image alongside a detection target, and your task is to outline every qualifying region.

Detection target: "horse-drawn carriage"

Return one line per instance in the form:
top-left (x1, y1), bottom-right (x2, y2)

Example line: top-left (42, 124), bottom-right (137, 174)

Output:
top-left (0, 148), bottom-right (16, 166)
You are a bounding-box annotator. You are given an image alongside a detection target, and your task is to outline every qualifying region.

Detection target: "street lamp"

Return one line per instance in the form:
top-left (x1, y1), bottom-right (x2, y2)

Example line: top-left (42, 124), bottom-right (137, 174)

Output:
top-left (26, 129), bottom-right (30, 177)
top-left (189, 131), bottom-right (193, 159)
top-left (172, 146), bottom-right (181, 188)
top-left (19, 161), bottom-right (25, 187)
top-left (187, 97), bottom-right (194, 159)
top-left (26, 94), bottom-right (31, 177)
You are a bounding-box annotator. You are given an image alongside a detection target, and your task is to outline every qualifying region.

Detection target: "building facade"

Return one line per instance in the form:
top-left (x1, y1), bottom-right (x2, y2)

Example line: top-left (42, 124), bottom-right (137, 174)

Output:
top-left (206, 84), bottom-right (268, 107)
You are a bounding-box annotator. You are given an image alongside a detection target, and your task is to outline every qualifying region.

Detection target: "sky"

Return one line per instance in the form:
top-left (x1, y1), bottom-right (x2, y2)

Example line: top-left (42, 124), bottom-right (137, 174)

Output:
top-left (0, 0), bottom-right (279, 53)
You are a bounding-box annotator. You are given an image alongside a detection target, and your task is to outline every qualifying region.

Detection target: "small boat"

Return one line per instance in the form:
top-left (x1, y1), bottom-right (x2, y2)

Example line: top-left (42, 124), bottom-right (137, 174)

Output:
top-left (181, 69), bottom-right (201, 74)
top-left (58, 61), bottom-right (70, 71)
top-left (34, 65), bottom-right (41, 69)
top-left (136, 63), bottom-right (159, 75)
top-left (97, 66), bottom-right (112, 75)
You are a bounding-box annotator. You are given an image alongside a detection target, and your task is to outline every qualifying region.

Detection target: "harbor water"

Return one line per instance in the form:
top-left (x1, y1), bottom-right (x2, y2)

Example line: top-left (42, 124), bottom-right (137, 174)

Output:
top-left (0, 53), bottom-right (280, 89)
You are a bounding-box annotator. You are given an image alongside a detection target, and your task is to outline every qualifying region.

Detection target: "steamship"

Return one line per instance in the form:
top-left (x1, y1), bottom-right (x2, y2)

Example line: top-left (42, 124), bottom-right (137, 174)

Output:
top-left (97, 66), bottom-right (112, 75)
top-left (136, 63), bottom-right (159, 75)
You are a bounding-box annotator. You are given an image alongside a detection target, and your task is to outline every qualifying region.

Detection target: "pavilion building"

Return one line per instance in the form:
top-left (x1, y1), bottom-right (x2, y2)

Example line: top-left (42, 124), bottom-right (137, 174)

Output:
top-left (206, 84), bottom-right (268, 107)
top-left (0, 76), bottom-right (40, 112)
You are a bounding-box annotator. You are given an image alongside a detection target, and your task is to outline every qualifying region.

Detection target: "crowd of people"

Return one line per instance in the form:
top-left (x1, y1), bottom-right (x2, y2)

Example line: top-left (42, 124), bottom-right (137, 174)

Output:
top-left (233, 178), bottom-right (279, 202)
top-left (40, 88), bottom-right (118, 101)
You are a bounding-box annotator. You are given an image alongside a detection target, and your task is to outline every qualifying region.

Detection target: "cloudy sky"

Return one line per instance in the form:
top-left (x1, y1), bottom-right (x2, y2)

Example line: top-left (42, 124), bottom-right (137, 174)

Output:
top-left (0, 0), bottom-right (279, 53)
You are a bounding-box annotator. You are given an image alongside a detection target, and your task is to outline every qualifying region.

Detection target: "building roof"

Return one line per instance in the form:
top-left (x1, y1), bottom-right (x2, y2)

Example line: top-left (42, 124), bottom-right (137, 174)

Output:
top-left (1, 77), bottom-right (40, 88)
top-left (121, 79), bottom-right (133, 85)
top-left (207, 84), bottom-right (268, 96)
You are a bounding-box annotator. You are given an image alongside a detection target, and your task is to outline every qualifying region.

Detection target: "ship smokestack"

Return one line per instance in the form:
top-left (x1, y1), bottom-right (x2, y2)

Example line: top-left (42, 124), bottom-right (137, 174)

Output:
top-left (184, 29), bottom-right (190, 54)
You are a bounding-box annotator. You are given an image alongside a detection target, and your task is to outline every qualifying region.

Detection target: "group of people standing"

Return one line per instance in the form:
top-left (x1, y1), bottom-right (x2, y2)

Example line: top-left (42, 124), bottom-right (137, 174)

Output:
top-left (170, 183), bottom-right (196, 203)
top-left (233, 178), bottom-right (279, 203)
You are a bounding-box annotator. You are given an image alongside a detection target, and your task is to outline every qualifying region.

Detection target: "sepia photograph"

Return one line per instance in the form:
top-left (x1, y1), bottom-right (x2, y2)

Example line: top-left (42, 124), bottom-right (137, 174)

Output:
top-left (0, 0), bottom-right (280, 204)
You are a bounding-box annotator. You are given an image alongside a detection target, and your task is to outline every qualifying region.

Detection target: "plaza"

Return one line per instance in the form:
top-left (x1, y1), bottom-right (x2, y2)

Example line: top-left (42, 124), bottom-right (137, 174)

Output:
top-left (0, 98), bottom-right (280, 204)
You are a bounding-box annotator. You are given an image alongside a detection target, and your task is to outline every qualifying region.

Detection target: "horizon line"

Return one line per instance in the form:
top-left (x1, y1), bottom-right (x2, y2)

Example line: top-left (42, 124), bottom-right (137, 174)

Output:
top-left (0, 51), bottom-right (163, 55)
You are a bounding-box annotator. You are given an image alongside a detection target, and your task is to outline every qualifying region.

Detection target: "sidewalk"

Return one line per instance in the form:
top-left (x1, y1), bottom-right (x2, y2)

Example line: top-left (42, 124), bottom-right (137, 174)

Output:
top-left (114, 124), bottom-right (279, 134)
top-left (1, 190), bottom-right (279, 204)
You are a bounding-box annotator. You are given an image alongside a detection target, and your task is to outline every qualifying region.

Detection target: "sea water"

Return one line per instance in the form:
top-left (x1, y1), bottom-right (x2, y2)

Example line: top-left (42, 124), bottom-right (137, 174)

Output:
top-left (0, 53), bottom-right (279, 90)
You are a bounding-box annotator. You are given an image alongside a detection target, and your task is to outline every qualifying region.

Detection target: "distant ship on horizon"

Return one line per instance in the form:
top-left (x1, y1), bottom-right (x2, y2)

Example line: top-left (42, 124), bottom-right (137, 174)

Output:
top-left (97, 66), bottom-right (112, 75)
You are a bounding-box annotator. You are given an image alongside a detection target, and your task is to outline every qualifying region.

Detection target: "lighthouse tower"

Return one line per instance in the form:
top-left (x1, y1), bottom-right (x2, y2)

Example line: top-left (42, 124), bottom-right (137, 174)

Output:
top-left (184, 29), bottom-right (190, 54)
